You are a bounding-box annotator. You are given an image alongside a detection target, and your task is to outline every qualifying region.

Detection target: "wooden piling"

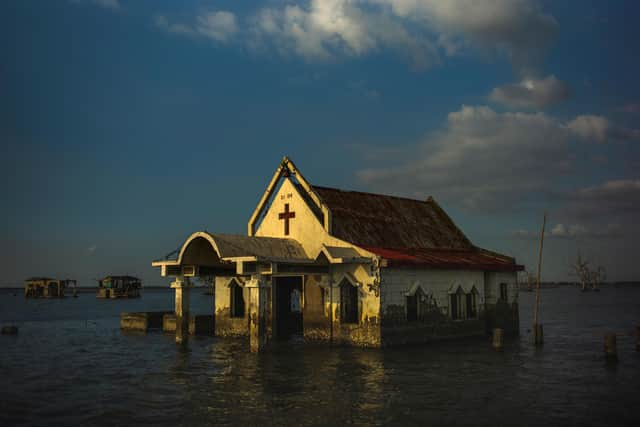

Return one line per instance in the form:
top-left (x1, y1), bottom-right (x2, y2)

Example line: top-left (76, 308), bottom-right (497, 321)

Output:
top-left (492, 328), bottom-right (504, 351)
top-left (533, 323), bottom-right (544, 346)
top-left (636, 325), bottom-right (640, 352)
top-left (533, 213), bottom-right (546, 347)
top-left (604, 333), bottom-right (617, 360)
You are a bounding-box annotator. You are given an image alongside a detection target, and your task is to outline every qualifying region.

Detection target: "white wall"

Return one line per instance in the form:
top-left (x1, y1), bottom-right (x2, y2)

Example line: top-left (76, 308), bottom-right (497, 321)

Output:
top-left (381, 268), bottom-right (486, 318)
top-left (484, 271), bottom-right (519, 305)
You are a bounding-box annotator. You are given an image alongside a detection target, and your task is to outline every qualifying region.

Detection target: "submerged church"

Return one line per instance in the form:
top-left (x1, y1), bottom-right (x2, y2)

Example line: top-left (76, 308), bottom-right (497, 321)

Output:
top-left (152, 157), bottom-right (523, 351)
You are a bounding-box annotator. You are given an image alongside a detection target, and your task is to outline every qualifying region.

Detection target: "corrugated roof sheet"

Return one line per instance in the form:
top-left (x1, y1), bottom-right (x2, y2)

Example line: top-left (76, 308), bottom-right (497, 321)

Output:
top-left (312, 186), bottom-right (472, 249)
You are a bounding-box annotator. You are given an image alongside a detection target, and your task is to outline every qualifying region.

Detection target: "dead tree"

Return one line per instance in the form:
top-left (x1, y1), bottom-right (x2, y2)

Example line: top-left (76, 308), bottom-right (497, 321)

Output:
top-left (570, 254), bottom-right (591, 292)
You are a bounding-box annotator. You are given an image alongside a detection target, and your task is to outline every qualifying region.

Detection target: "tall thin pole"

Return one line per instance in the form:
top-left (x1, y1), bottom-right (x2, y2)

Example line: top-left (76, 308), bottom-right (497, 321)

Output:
top-left (533, 212), bottom-right (546, 344)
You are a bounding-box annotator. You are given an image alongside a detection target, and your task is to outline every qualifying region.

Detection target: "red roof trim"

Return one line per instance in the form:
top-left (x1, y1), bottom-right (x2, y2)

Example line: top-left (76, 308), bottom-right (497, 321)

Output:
top-left (364, 247), bottom-right (524, 272)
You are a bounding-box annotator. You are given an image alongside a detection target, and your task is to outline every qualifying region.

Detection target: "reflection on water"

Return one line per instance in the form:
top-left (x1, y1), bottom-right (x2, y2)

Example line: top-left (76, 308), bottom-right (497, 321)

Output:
top-left (1, 287), bottom-right (639, 426)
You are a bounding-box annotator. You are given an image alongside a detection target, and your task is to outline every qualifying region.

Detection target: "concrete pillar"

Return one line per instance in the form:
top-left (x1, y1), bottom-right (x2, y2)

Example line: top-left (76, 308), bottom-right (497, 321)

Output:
top-left (492, 328), bottom-right (504, 351)
top-left (246, 275), bottom-right (269, 352)
top-left (171, 276), bottom-right (192, 344)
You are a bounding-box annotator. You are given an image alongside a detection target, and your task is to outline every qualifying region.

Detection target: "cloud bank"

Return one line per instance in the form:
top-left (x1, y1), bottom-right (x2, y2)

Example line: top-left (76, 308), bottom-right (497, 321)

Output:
top-left (155, 0), bottom-right (558, 72)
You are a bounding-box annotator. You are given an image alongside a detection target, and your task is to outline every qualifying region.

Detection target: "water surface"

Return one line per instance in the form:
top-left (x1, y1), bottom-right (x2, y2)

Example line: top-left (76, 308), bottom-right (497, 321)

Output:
top-left (1, 287), bottom-right (639, 426)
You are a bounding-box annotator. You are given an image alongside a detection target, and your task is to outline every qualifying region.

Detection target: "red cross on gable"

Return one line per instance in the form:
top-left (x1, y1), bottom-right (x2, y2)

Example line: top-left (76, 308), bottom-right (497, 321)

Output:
top-left (278, 203), bottom-right (296, 236)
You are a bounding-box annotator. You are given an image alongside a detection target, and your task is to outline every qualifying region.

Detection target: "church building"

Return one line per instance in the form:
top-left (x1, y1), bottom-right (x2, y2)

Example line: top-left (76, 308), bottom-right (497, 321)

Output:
top-left (152, 157), bottom-right (523, 351)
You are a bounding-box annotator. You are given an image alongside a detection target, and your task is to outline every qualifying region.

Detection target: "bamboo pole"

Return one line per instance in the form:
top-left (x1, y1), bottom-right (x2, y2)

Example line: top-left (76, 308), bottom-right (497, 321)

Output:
top-left (533, 212), bottom-right (547, 346)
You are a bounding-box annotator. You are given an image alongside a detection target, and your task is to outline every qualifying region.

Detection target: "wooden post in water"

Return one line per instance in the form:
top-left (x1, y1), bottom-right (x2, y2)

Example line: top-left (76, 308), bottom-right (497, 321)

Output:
top-left (533, 213), bottom-right (547, 347)
top-left (492, 328), bottom-right (504, 351)
top-left (604, 333), bottom-right (617, 360)
top-left (636, 325), bottom-right (640, 352)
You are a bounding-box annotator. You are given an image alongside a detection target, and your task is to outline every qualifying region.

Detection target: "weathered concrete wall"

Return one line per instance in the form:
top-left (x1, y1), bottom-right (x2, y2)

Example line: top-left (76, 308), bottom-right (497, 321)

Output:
top-left (120, 311), bottom-right (170, 332)
top-left (485, 301), bottom-right (520, 336)
top-left (379, 268), bottom-right (489, 345)
top-left (484, 272), bottom-right (519, 305)
top-left (302, 275), bottom-right (331, 342)
top-left (328, 264), bottom-right (381, 347)
top-left (214, 277), bottom-right (250, 337)
top-left (162, 314), bottom-right (214, 335)
top-left (484, 271), bottom-right (519, 335)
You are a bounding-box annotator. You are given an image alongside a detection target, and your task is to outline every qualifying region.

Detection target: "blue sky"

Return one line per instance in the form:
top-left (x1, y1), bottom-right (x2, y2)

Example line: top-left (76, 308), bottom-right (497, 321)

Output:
top-left (2, 0), bottom-right (640, 285)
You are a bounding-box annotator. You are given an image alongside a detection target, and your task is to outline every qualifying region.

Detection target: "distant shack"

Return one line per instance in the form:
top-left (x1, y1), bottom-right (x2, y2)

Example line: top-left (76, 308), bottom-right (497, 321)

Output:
top-left (97, 276), bottom-right (141, 299)
top-left (24, 278), bottom-right (75, 298)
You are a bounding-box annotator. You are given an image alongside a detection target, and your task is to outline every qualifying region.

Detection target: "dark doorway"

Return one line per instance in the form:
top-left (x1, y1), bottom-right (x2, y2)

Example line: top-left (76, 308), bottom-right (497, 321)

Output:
top-left (273, 276), bottom-right (303, 340)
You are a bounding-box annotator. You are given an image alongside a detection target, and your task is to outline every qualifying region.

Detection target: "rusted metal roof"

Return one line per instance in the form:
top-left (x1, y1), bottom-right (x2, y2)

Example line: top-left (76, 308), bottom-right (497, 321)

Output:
top-left (363, 247), bottom-right (524, 271)
top-left (312, 186), bottom-right (522, 271)
top-left (312, 186), bottom-right (473, 249)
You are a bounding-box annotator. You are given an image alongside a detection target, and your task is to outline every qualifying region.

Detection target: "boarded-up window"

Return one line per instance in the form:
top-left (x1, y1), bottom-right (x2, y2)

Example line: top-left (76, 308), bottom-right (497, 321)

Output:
top-left (230, 282), bottom-right (245, 318)
top-left (340, 280), bottom-right (358, 324)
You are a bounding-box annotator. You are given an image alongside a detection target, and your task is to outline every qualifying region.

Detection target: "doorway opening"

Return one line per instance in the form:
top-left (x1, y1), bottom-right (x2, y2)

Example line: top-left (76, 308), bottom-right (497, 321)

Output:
top-left (273, 276), bottom-right (303, 340)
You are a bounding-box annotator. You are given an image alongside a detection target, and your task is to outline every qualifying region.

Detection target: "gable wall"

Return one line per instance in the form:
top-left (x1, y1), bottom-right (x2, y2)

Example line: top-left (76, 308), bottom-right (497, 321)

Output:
top-left (254, 178), bottom-right (372, 259)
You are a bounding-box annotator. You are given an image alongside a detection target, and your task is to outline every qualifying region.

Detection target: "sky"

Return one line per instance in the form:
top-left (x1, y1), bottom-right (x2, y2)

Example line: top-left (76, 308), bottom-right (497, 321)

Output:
top-left (2, 0), bottom-right (640, 286)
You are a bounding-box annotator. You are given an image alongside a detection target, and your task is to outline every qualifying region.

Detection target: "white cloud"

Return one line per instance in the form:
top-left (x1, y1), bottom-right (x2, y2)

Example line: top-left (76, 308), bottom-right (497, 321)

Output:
top-left (357, 105), bottom-right (640, 211)
top-left (567, 115), bottom-right (640, 143)
top-left (154, 15), bottom-right (195, 36)
top-left (155, 10), bottom-right (238, 43)
top-left (196, 11), bottom-right (238, 42)
top-left (489, 75), bottom-right (570, 109)
top-left (249, 0), bottom-right (557, 71)
top-left (358, 105), bottom-right (573, 210)
top-left (370, 0), bottom-right (558, 75)
top-left (567, 115), bottom-right (610, 143)
top-left (251, 0), bottom-right (436, 69)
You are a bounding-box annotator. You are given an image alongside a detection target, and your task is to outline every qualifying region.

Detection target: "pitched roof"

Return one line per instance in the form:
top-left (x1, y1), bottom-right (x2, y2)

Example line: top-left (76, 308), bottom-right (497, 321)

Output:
top-left (312, 186), bottom-right (472, 249)
top-left (312, 186), bottom-right (522, 271)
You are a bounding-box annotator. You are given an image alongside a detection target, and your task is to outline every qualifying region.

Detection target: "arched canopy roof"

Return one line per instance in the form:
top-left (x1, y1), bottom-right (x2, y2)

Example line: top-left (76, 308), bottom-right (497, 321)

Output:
top-left (152, 231), bottom-right (311, 269)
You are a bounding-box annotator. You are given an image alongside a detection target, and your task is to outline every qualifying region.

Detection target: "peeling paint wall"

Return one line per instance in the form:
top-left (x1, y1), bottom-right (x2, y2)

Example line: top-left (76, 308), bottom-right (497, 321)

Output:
top-left (214, 276), bottom-right (250, 337)
top-left (302, 275), bottom-right (331, 342)
top-left (328, 264), bottom-right (381, 347)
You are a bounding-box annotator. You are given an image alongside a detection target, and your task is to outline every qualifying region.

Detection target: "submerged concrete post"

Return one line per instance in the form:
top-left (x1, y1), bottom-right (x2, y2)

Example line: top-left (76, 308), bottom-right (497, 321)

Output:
top-left (171, 276), bottom-right (192, 345)
top-left (246, 275), bottom-right (269, 352)
top-left (604, 333), bottom-right (617, 360)
top-left (492, 328), bottom-right (504, 351)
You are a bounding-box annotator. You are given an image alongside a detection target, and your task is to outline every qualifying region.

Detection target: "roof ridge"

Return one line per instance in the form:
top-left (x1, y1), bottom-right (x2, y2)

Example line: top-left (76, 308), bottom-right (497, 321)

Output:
top-left (312, 185), bottom-right (432, 204)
